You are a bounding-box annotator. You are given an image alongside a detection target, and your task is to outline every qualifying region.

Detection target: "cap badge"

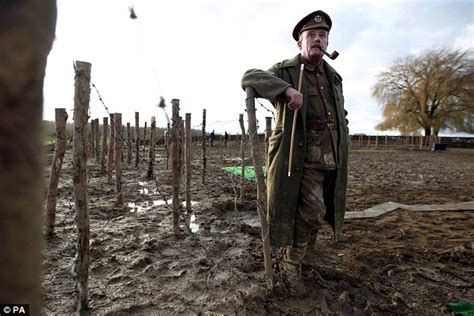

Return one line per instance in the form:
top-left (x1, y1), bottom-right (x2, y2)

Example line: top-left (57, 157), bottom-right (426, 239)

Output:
top-left (314, 15), bottom-right (322, 23)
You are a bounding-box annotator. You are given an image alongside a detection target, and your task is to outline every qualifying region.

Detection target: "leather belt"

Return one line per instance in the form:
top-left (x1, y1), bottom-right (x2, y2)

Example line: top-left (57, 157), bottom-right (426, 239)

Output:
top-left (306, 118), bottom-right (337, 130)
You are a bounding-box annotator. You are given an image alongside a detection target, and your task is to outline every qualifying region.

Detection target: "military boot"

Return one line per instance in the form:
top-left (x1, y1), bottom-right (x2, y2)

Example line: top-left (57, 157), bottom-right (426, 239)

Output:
top-left (283, 248), bottom-right (307, 297)
top-left (303, 230), bottom-right (318, 266)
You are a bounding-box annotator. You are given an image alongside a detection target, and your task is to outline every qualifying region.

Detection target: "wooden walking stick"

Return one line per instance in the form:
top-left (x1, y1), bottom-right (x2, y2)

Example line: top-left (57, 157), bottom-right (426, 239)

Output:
top-left (288, 63), bottom-right (305, 177)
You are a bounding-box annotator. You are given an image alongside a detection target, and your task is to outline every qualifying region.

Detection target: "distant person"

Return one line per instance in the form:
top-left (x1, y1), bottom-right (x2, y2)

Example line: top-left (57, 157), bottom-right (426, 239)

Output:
top-left (210, 130), bottom-right (216, 147)
top-left (241, 10), bottom-right (349, 294)
top-left (224, 131), bottom-right (229, 147)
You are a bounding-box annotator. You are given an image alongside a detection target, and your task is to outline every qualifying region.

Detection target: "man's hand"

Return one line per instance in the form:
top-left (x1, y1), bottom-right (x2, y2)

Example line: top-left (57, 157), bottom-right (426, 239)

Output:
top-left (285, 87), bottom-right (303, 111)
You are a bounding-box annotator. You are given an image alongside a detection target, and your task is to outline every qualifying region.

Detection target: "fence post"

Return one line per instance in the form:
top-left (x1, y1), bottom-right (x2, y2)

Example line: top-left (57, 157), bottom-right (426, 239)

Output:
top-left (165, 123), bottom-right (170, 169)
top-left (46, 108), bottom-right (68, 237)
top-left (94, 119), bottom-right (100, 161)
top-left (146, 117), bottom-right (156, 179)
top-left (114, 113), bottom-right (123, 206)
top-left (239, 114), bottom-right (246, 199)
top-left (172, 99), bottom-right (181, 237)
top-left (126, 122), bottom-right (132, 165)
top-left (245, 87), bottom-right (273, 289)
top-left (72, 61), bottom-right (91, 311)
top-left (100, 117), bottom-right (108, 174)
top-left (135, 112), bottom-right (140, 167)
top-left (107, 113), bottom-right (115, 183)
top-left (143, 121), bottom-right (147, 162)
top-left (202, 109), bottom-right (207, 184)
top-left (185, 113), bottom-right (192, 215)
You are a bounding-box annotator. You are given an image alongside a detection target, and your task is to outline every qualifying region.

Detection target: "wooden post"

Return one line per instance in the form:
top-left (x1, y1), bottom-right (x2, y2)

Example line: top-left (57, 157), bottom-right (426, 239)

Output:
top-left (0, 1), bottom-right (56, 311)
top-left (100, 117), bottom-right (108, 174)
top-left (146, 117), bottom-right (156, 179)
top-left (385, 134), bottom-right (388, 147)
top-left (172, 99), bottom-right (181, 237)
top-left (72, 61), bottom-right (91, 311)
top-left (126, 122), bottom-right (132, 165)
top-left (165, 123), bottom-right (170, 169)
top-left (143, 121), bottom-right (147, 161)
top-left (239, 114), bottom-right (246, 199)
top-left (46, 108), bottom-right (68, 236)
top-left (245, 87), bottom-right (273, 288)
top-left (367, 135), bottom-right (371, 147)
top-left (358, 135), bottom-right (362, 146)
top-left (265, 116), bottom-right (272, 161)
top-left (419, 135), bottom-right (423, 150)
top-left (178, 116), bottom-right (184, 177)
top-left (375, 134), bottom-right (379, 148)
top-left (107, 113), bottom-right (115, 184)
top-left (90, 119), bottom-right (95, 159)
top-left (94, 119), bottom-right (100, 161)
top-left (185, 113), bottom-right (192, 215)
top-left (135, 112), bottom-right (140, 167)
top-left (202, 109), bottom-right (207, 184)
top-left (114, 113), bottom-right (123, 206)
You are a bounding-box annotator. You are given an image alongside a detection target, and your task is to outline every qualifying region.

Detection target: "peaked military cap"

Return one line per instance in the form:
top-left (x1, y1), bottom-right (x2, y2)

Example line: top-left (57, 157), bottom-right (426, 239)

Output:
top-left (292, 10), bottom-right (332, 40)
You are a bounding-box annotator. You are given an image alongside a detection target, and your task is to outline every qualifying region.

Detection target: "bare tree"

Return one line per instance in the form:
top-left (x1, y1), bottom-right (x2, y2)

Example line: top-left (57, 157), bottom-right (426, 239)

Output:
top-left (373, 48), bottom-right (474, 136)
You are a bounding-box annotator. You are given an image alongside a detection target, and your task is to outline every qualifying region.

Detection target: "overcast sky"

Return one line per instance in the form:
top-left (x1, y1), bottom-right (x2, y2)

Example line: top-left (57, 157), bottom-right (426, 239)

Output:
top-left (43, 0), bottom-right (473, 135)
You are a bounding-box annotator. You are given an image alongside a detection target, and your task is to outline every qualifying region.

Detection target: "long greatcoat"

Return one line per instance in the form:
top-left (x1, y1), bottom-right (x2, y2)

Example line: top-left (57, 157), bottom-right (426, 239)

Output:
top-left (242, 54), bottom-right (349, 247)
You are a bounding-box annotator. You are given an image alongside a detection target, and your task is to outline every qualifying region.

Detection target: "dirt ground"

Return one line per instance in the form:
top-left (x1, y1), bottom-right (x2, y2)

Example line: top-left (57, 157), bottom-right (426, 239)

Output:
top-left (41, 141), bottom-right (474, 315)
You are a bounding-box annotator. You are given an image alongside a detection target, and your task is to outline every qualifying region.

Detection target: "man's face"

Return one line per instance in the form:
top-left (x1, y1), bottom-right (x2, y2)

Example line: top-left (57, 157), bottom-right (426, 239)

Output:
top-left (298, 28), bottom-right (329, 63)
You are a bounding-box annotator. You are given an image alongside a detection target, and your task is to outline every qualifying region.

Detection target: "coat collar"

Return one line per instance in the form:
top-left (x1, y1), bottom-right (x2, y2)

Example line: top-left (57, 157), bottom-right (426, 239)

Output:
top-left (281, 54), bottom-right (342, 82)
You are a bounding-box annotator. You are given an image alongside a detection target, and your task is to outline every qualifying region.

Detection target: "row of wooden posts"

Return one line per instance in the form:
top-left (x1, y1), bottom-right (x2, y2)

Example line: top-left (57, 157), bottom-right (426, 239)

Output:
top-left (44, 61), bottom-right (274, 311)
top-left (351, 134), bottom-right (441, 149)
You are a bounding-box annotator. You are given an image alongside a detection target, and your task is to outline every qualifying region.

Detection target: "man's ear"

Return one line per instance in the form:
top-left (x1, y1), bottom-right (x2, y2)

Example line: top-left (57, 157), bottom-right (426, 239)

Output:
top-left (297, 40), bottom-right (302, 50)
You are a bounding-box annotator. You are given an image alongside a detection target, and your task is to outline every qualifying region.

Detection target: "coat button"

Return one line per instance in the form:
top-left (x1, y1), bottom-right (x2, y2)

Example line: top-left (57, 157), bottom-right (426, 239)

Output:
top-left (295, 167), bottom-right (301, 171)
top-left (298, 142), bottom-right (303, 147)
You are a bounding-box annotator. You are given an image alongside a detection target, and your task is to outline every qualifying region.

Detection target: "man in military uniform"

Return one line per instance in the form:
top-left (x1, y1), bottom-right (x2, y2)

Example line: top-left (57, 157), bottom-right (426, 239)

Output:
top-left (241, 10), bottom-right (349, 293)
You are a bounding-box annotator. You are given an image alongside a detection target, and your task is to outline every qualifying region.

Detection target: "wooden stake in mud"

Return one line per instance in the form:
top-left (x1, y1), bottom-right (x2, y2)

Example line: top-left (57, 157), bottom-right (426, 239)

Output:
top-left (171, 99), bottom-right (181, 237)
top-left (143, 121), bottom-right (147, 162)
top-left (165, 123), bottom-right (170, 169)
top-left (0, 2), bottom-right (56, 311)
top-left (72, 61), bottom-right (92, 311)
top-left (135, 112), bottom-right (140, 167)
top-left (146, 117), bottom-right (156, 179)
top-left (46, 108), bottom-right (68, 237)
top-left (114, 113), bottom-right (124, 206)
top-left (202, 109), bottom-right (207, 184)
top-left (178, 116), bottom-right (184, 177)
top-left (265, 116), bottom-right (272, 162)
top-left (245, 87), bottom-right (273, 288)
top-left (94, 119), bottom-right (100, 161)
top-left (288, 63), bottom-right (305, 177)
top-left (126, 122), bottom-right (132, 165)
top-left (90, 119), bottom-right (96, 159)
top-left (107, 113), bottom-right (115, 184)
top-left (239, 114), bottom-right (246, 199)
top-left (185, 113), bottom-right (192, 215)
top-left (100, 117), bottom-right (108, 174)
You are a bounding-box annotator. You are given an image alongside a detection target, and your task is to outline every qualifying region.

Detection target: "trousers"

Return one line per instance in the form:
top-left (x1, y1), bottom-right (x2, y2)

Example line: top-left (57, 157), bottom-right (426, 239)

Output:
top-left (286, 168), bottom-right (337, 265)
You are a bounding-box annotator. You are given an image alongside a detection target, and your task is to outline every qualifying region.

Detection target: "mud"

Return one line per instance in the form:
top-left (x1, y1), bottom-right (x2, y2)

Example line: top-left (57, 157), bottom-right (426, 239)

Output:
top-left (42, 142), bottom-right (474, 314)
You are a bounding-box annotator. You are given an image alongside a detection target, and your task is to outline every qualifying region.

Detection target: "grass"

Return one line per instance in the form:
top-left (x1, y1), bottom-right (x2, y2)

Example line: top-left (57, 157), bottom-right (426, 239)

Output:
top-left (447, 147), bottom-right (474, 153)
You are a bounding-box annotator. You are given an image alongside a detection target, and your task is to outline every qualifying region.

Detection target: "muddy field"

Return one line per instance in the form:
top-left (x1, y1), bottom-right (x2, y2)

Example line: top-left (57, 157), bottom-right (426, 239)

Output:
top-left (42, 141), bottom-right (474, 315)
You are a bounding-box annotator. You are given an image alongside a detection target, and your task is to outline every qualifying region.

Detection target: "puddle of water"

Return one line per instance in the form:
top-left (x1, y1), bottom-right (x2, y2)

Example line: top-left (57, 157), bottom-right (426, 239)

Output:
top-left (128, 200), bottom-right (199, 213)
top-left (241, 218), bottom-right (260, 228)
top-left (189, 214), bottom-right (199, 233)
top-left (127, 202), bottom-right (153, 213)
